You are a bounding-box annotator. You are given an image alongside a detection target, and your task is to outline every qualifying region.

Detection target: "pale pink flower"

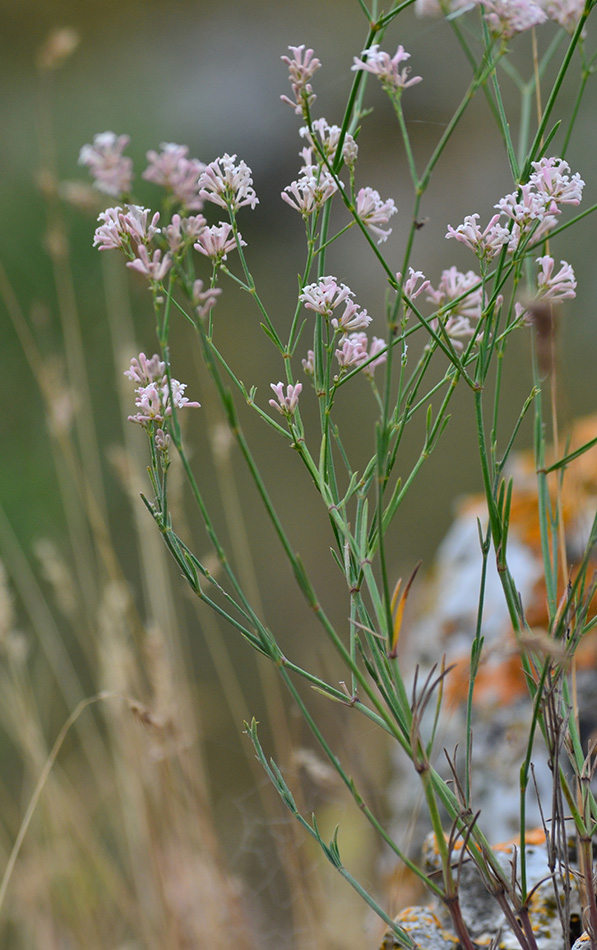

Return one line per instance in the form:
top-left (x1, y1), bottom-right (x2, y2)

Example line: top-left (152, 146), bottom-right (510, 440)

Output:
top-left (282, 170), bottom-right (338, 215)
top-left (269, 382), bottom-right (302, 415)
top-left (299, 118), bottom-right (358, 166)
top-left (446, 213), bottom-right (511, 261)
top-left (536, 255), bottom-right (576, 301)
top-left (120, 205), bottom-right (161, 244)
top-left (335, 332), bottom-right (369, 369)
top-left (93, 206), bottom-right (126, 251)
top-left (292, 141), bottom-right (343, 186)
top-left (514, 301), bottom-right (530, 324)
top-left (335, 332), bottom-right (387, 376)
top-left (362, 336), bottom-right (387, 377)
top-left (355, 187), bottom-right (397, 243)
top-left (198, 154), bottom-right (258, 212)
top-left (397, 267), bottom-right (431, 320)
top-left (495, 184), bottom-right (558, 252)
top-left (542, 0), bottom-right (585, 32)
top-left (302, 350), bottom-right (315, 376)
top-left (331, 300), bottom-right (372, 333)
top-left (79, 131), bottom-right (133, 197)
top-left (397, 267), bottom-right (430, 300)
top-left (144, 143), bottom-right (188, 184)
top-left (129, 380), bottom-right (200, 426)
top-left (129, 382), bottom-right (163, 425)
top-left (143, 143), bottom-right (206, 211)
top-left (163, 213), bottom-right (207, 252)
top-left (426, 267), bottom-right (483, 322)
top-left (126, 246), bottom-right (173, 282)
top-left (515, 257), bottom-right (576, 323)
top-left (298, 146), bottom-right (315, 172)
top-left (191, 279), bottom-right (222, 318)
top-left (124, 352), bottom-right (166, 385)
top-left (429, 314), bottom-right (476, 352)
top-left (352, 45), bottom-right (422, 93)
top-left (343, 136), bottom-right (359, 168)
top-left (154, 428), bottom-right (170, 452)
top-left (494, 157), bottom-right (583, 253)
top-left (299, 277), bottom-right (354, 316)
top-left (496, 183), bottom-right (547, 224)
top-left (280, 45), bottom-right (321, 116)
top-left (92, 205), bottom-right (160, 251)
top-left (473, 0), bottom-right (547, 38)
top-left (194, 223), bottom-right (245, 262)
top-left (529, 157), bottom-right (584, 210)
top-left (125, 353), bottom-right (200, 427)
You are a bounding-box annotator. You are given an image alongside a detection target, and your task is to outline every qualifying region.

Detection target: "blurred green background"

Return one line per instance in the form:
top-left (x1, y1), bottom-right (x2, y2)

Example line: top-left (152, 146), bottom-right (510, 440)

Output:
top-left (1, 1), bottom-right (597, 947)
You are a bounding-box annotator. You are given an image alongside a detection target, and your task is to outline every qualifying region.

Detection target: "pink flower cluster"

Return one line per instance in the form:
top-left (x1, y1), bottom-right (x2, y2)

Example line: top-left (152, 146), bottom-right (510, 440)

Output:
top-left (473, 0), bottom-right (547, 37)
top-left (163, 213), bottom-right (207, 253)
top-left (445, 214), bottom-right (511, 262)
top-left (515, 256), bottom-right (577, 322)
top-left (299, 118), bottom-right (358, 166)
top-left (397, 268), bottom-right (431, 315)
top-left (125, 353), bottom-right (200, 432)
top-left (496, 157), bottom-right (584, 250)
top-left (93, 205), bottom-right (161, 252)
top-left (352, 44), bottom-right (422, 94)
top-left (299, 276), bottom-right (374, 333)
top-left (447, 157), bottom-right (584, 260)
top-left (82, 134), bottom-right (256, 320)
top-left (299, 276), bottom-right (355, 318)
top-left (79, 132), bottom-right (133, 197)
top-left (355, 187), bottom-right (397, 244)
top-left (415, 0), bottom-right (584, 34)
top-left (283, 119), bottom-right (395, 240)
top-left (198, 153), bottom-right (258, 212)
top-left (335, 333), bottom-right (387, 377)
top-left (191, 279), bottom-right (222, 319)
top-left (331, 299), bottom-right (372, 334)
top-left (535, 255), bottom-right (576, 300)
top-left (298, 277), bottom-right (386, 379)
top-left (194, 222), bottom-right (245, 263)
top-left (543, 0), bottom-right (586, 32)
top-left (282, 145), bottom-right (338, 216)
top-left (93, 205), bottom-right (175, 283)
top-left (426, 267), bottom-right (484, 352)
top-left (427, 268), bottom-right (483, 321)
top-left (127, 246), bottom-right (172, 282)
top-left (269, 382), bottom-right (302, 416)
top-left (280, 45), bottom-right (322, 117)
top-left (143, 143), bottom-right (206, 211)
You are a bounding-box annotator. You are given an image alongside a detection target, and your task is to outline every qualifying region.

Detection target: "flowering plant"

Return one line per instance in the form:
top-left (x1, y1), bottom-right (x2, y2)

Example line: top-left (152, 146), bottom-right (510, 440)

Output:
top-left (78, 1), bottom-right (597, 947)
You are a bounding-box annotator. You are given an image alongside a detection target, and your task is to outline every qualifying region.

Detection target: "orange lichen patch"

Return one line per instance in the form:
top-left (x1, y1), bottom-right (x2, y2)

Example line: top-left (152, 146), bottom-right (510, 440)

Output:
top-left (424, 827), bottom-right (546, 864)
top-left (444, 650), bottom-right (529, 708)
top-left (396, 907), bottom-right (442, 925)
top-left (381, 906), bottom-right (460, 950)
top-left (444, 624), bottom-right (597, 710)
top-left (450, 413), bottom-right (597, 617)
top-left (492, 826), bottom-right (546, 850)
top-left (415, 827), bottom-right (583, 950)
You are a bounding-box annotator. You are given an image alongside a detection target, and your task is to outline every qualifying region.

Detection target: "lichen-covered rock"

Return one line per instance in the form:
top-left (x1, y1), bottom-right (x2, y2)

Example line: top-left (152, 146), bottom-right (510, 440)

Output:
top-left (388, 416), bottom-right (597, 852)
top-left (571, 932), bottom-right (592, 950)
top-left (381, 907), bottom-right (459, 950)
top-left (382, 831), bottom-right (582, 950)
